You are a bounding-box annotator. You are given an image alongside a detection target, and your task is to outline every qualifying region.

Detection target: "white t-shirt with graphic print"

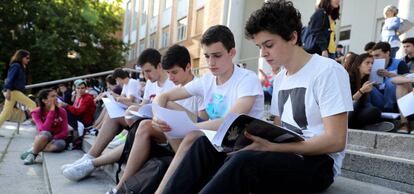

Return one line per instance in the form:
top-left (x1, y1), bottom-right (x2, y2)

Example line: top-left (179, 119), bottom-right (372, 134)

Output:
top-left (185, 65), bottom-right (264, 120)
top-left (270, 54), bottom-right (353, 177)
top-left (121, 78), bottom-right (141, 103)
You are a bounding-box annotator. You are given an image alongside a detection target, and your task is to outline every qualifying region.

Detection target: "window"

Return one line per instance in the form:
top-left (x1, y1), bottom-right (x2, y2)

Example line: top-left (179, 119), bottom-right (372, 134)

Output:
top-left (162, 27), bottom-right (169, 48)
top-left (338, 26), bottom-right (351, 54)
top-left (123, 0), bottom-right (131, 36)
top-left (140, 0), bottom-right (148, 25)
top-left (150, 33), bottom-right (157, 48)
top-left (152, 0), bottom-right (160, 17)
top-left (132, 0), bottom-right (139, 30)
top-left (177, 17), bottom-right (187, 41)
top-left (195, 8), bottom-right (204, 35)
top-left (164, 0), bottom-right (172, 10)
top-left (139, 39), bottom-right (145, 53)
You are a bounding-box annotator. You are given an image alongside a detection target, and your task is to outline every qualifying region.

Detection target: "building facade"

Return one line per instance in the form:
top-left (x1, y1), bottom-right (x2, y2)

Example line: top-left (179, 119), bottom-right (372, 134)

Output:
top-left (122, 0), bottom-right (414, 75)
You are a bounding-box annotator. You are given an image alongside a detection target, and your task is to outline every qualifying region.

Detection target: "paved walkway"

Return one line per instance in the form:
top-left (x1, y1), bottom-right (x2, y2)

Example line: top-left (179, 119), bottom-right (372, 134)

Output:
top-left (0, 121), bottom-right (47, 194)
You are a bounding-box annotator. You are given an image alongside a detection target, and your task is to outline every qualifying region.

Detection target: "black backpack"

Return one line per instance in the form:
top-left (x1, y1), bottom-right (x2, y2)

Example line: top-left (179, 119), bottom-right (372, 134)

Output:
top-left (123, 156), bottom-right (173, 194)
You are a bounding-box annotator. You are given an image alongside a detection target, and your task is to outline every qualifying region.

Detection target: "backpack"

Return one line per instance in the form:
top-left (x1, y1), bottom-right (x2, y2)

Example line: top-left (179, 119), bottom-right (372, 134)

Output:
top-left (301, 10), bottom-right (327, 54)
top-left (123, 156), bottom-right (173, 194)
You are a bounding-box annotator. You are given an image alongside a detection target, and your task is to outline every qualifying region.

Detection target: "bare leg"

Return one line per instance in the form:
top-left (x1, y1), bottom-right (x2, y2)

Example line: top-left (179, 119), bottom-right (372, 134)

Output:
top-left (396, 83), bottom-right (413, 129)
top-left (155, 131), bottom-right (204, 194)
top-left (88, 114), bottom-right (126, 157)
top-left (92, 144), bottom-right (124, 167)
top-left (115, 120), bottom-right (166, 191)
top-left (32, 135), bottom-right (50, 154)
top-left (93, 107), bottom-right (107, 129)
top-left (43, 143), bottom-right (62, 152)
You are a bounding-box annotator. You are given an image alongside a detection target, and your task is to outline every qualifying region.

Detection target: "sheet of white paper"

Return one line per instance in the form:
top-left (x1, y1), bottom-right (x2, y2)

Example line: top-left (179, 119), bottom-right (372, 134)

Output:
top-left (129, 104), bottom-right (153, 118)
top-left (370, 59), bottom-right (386, 84)
top-left (102, 98), bottom-right (126, 118)
top-left (397, 92), bottom-right (414, 117)
top-left (105, 92), bottom-right (128, 109)
top-left (200, 129), bottom-right (217, 143)
top-left (380, 112), bottom-right (400, 119)
top-left (152, 104), bottom-right (199, 138)
top-left (57, 98), bottom-right (63, 103)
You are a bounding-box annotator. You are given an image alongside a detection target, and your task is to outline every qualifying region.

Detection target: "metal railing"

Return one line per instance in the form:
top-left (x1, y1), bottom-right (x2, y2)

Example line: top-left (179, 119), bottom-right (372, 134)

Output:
top-left (26, 68), bottom-right (141, 89)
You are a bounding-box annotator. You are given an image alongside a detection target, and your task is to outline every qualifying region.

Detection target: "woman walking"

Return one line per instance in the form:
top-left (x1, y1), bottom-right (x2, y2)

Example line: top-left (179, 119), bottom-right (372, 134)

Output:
top-left (0, 49), bottom-right (36, 127)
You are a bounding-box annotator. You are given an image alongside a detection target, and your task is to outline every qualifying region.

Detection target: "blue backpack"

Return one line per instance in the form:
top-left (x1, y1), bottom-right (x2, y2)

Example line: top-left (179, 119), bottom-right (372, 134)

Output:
top-left (301, 10), bottom-right (327, 53)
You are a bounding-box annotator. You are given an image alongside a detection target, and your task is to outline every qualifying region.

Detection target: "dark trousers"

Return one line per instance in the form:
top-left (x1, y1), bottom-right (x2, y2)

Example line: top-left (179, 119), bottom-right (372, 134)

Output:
top-left (163, 136), bottom-right (334, 194)
top-left (348, 102), bottom-right (381, 129)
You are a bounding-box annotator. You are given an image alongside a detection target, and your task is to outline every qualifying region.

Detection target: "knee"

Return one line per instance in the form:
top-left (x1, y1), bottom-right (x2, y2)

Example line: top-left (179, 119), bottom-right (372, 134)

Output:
top-left (37, 133), bottom-right (50, 142)
top-left (225, 151), bottom-right (256, 169)
top-left (182, 131), bottom-right (204, 146)
top-left (135, 120), bottom-right (153, 137)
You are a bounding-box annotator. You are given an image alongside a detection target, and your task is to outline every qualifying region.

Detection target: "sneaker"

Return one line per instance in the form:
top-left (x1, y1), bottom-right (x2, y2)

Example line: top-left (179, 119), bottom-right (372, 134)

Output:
top-left (62, 159), bottom-right (95, 181)
top-left (60, 153), bottom-right (94, 171)
top-left (23, 153), bottom-right (36, 165)
top-left (105, 188), bottom-right (118, 194)
top-left (364, 121), bottom-right (395, 132)
top-left (108, 133), bottom-right (127, 149)
top-left (20, 148), bottom-right (33, 160)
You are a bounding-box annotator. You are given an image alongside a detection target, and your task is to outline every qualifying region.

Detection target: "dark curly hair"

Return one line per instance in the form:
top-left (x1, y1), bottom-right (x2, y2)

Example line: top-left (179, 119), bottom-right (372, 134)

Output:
top-left (201, 25), bottom-right (235, 52)
top-left (162, 44), bottom-right (191, 70)
top-left (245, 0), bottom-right (303, 46)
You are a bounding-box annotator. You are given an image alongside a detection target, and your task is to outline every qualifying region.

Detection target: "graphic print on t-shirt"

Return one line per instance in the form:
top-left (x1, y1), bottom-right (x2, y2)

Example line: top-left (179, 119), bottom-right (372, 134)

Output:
top-left (206, 93), bottom-right (228, 119)
top-left (278, 87), bottom-right (307, 134)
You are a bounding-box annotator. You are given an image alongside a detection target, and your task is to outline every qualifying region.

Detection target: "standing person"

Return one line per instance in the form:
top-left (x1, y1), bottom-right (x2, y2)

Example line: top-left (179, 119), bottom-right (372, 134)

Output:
top-left (0, 49), bottom-right (36, 128)
top-left (160, 1), bottom-right (352, 193)
top-left (21, 89), bottom-right (68, 165)
top-left (305, 0), bottom-right (340, 58)
top-left (381, 5), bottom-right (400, 58)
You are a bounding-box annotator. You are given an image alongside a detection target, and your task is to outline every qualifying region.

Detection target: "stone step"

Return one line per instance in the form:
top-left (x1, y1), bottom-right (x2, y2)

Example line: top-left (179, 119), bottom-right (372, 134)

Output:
top-left (81, 134), bottom-right (407, 193)
top-left (342, 149), bottom-right (414, 193)
top-left (347, 129), bottom-right (414, 160)
top-left (42, 150), bottom-right (114, 194)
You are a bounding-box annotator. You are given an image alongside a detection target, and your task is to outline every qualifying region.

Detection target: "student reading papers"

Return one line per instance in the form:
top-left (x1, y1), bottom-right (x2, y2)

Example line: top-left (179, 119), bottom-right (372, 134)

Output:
top-left (152, 25), bottom-right (264, 194)
top-left (158, 1), bottom-right (353, 194)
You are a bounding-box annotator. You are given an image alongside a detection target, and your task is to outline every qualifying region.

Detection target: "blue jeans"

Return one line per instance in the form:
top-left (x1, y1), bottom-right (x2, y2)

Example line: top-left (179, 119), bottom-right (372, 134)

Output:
top-left (390, 47), bottom-right (399, 59)
top-left (369, 78), bottom-right (397, 112)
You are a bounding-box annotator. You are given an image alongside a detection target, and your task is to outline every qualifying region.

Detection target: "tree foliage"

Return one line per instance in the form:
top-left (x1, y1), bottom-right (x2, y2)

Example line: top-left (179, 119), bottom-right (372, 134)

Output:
top-left (0, 0), bottom-right (128, 84)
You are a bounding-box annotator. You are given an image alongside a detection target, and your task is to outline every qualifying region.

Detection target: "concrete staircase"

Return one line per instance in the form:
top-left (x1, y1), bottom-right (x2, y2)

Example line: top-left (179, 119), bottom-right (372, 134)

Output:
top-left (39, 128), bottom-right (412, 194)
top-left (342, 129), bottom-right (414, 193)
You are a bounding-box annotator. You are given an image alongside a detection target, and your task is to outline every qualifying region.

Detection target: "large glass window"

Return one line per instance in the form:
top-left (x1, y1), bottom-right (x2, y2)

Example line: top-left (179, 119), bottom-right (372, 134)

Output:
top-left (162, 27), bottom-right (169, 48)
top-left (177, 17), bottom-right (187, 41)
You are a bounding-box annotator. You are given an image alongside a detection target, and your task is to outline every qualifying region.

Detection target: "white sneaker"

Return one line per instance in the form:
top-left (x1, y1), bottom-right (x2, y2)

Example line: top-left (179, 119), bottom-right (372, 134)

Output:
top-left (60, 153), bottom-right (94, 171)
top-left (62, 159), bottom-right (95, 181)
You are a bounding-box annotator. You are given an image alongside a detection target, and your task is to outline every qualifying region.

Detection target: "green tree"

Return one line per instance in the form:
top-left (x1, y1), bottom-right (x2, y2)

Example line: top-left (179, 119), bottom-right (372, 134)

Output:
top-left (0, 0), bottom-right (128, 84)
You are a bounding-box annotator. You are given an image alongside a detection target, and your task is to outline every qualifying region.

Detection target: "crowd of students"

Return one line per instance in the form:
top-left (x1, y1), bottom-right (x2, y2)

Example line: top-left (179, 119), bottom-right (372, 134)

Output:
top-left (3, 0), bottom-right (413, 193)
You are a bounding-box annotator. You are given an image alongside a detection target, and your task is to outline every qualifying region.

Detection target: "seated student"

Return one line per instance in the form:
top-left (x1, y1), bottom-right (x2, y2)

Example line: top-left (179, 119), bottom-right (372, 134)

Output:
top-left (61, 70), bottom-right (142, 169)
top-left (392, 74), bottom-right (414, 133)
top-left (343, 51), bottom-right (357, 72)
top-left (370, 41), bottom-right (409, 112)
top-left (57, 83), bottom-right (72, 105)
top-left (59, 79), bottom-right (96, 144)
top-left (159, 1), bottom-right (353, 193)
top-left (61, 48), bottom-right (175, 180)
top-left (347, 53), bottom-right (392, 130)
top-left (111, 68), bottom-right (141, 106)
top-left (364, 41), bottom-right (376, 53)
top-left (21, 89), bottom-right (68, 165)
top-left (61, 45), bottom-right (203, 190)
top-left (153, 25), bottom-right (264, 194)
top-left (402, 37), bottom-right (414, 73)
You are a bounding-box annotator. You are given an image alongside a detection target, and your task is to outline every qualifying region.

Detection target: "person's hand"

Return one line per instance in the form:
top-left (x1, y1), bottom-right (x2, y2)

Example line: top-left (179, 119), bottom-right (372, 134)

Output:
top-left (58, 102), bottom-right (67, 107)
top-left (151, 117), bottom-right (171, 132)
top-left (377, 69), bottom-right (395, 77)
top-left (322, 50), bottom-right (329, 57)
top-left (235, 132), bottom-right (274, 153)
top-left (360, 81), bottom-right (375, 93)
top-left (3, 90), bottom-right (11, 101)
top-left (50, 100), bottom-right (56, 111)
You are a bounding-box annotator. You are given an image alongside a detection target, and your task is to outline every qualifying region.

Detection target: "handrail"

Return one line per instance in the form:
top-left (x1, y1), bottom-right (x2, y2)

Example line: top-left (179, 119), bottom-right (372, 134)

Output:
top-left (26, 68), bottom-right (141, 89)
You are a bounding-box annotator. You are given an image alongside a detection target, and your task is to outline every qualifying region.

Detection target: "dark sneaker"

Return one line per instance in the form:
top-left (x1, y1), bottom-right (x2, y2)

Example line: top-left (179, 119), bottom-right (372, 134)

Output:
top-left (20, 148), bottom-right (32, 160)
top-left (23, 153), bottom-right (36, 165)
top-left (364, 121), bottom-right (395, 132)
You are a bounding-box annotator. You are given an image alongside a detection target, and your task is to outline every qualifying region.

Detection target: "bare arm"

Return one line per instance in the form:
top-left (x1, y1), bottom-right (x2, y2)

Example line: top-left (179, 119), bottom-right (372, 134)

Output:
top-left (392, 75), bottom-right (414, 85)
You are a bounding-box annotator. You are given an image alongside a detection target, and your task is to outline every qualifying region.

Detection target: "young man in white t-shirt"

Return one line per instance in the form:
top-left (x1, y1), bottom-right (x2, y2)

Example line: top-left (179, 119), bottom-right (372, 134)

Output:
top-left (60, 49), bottom-right (173, 179)
top-left (153, 25), bottom-right (264, 193)
top-left (161, 2), bottom-right (352, 194)
top-left (111, 68), bottom-right (141, 106)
